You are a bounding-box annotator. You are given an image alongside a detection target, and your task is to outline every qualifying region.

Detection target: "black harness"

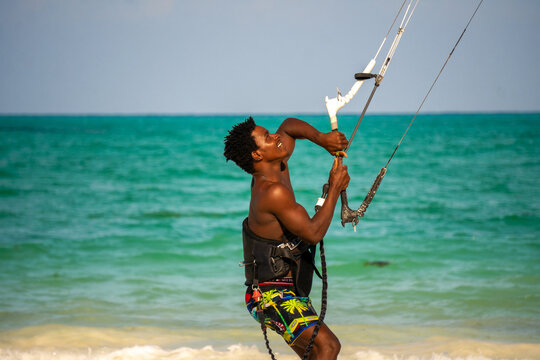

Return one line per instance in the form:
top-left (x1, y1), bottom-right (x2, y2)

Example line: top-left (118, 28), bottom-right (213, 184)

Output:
top-left (240, 218), bottom-right (321, 298)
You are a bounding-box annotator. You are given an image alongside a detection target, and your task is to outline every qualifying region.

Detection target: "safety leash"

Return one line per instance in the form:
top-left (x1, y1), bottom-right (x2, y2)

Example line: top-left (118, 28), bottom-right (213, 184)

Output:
top-left (300, 240), bottom-right (328, 360)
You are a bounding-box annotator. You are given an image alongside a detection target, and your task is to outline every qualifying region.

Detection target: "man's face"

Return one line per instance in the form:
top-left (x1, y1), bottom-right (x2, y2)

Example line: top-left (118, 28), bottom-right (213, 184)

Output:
top-left (251, 125), bottom-right (287, 161)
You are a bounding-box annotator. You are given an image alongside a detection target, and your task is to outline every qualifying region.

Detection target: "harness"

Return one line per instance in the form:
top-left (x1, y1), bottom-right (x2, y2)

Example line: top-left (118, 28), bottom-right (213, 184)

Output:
top-left (240, 218), bottom-right (321, 298)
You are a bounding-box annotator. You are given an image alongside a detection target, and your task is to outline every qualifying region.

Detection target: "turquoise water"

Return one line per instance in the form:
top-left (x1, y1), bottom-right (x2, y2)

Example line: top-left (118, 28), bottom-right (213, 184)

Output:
top-left (0, 114), bottom-right (539, 358)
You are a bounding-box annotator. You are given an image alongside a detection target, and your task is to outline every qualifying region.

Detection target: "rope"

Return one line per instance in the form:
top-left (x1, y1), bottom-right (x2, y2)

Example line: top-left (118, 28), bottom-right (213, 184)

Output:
top-left (301, 240), bottom-right (328, 360)
top-left (374, 0), bottom-right (408, 60)
top-left (355, 0), bottom-right (484, 219)
top-left (345, 0), bottom-right (419, 154)
top-left (344, 84), bottom-right (379, 153)
top-left (385, 0), bottom-right (484, 168)
top-left (261, 325), bottom-right (277, 360)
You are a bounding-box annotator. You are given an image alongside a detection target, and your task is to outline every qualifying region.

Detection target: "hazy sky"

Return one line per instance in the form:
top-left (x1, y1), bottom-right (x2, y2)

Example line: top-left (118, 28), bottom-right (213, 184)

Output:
top-left (0, 0), bottom-right (538, 114)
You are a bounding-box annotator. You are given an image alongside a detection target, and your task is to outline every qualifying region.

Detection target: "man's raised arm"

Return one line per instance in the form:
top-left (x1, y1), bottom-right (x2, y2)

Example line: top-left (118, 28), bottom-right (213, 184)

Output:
top-left (277, 117), bottom-right (349, 155)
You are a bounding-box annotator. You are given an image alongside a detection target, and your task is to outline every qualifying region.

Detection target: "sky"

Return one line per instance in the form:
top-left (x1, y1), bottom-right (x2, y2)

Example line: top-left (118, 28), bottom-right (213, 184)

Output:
top-left (0, 0), bottom-right (539, 114)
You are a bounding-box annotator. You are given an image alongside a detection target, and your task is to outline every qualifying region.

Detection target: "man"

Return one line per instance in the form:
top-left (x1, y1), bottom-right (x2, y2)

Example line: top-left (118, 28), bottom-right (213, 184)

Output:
top-left (224, 116), bottom-right (350, 359)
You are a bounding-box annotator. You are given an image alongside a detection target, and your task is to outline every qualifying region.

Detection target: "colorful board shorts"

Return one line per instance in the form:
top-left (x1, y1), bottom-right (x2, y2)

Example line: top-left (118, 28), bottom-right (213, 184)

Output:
top-left (245, 277), bottom-right (319, 346)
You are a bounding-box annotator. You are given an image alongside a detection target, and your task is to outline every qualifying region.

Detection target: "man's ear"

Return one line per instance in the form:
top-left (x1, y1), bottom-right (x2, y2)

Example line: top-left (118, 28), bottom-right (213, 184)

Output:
top-left (251, 150), bottom-right (262, 162)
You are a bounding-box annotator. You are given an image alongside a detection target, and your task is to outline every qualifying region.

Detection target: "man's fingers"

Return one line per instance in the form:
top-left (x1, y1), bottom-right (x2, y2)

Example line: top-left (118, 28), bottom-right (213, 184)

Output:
top-left (332, 156), bottom-right (344, 169)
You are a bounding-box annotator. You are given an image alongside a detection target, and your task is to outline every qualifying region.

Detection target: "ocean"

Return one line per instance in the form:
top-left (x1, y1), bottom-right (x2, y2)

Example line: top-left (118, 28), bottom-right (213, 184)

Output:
top-left (0, 113), bottom-right (539, 359)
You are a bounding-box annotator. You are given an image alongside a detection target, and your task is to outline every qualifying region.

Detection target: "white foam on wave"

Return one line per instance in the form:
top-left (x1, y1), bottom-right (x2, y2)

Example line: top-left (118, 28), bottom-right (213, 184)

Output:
top-left (353, 350), bottom-right (495, 360)
top-left (0, 344), bottom-right (285, 360)
top-left (1, 324), bottom-right (539, 359)
top-left (1, 345), bottom-right (538, 360)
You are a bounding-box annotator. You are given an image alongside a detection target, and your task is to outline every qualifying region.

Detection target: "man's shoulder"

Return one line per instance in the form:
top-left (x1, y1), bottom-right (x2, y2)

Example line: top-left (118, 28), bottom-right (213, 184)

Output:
top-left (264, 181), bottom-right (292, 197)
top-left (257, 181), bottom-right (294, 206)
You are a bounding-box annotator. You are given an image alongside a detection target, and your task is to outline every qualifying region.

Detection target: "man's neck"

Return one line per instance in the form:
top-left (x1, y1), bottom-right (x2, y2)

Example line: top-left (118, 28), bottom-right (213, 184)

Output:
top-left (253, 160), bottom-right (285, 183)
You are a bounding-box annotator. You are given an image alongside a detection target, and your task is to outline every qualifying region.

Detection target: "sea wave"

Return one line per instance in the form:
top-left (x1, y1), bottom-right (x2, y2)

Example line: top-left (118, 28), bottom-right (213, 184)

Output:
top-left (1, 325), bottom-right (539, 360)
top-left (1, 344), bottom-right (539, 360)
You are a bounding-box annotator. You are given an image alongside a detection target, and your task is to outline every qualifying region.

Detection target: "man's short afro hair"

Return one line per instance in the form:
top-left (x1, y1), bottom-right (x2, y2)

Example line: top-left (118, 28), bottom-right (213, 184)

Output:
top-left (224, 116), bottom-right (258, 174)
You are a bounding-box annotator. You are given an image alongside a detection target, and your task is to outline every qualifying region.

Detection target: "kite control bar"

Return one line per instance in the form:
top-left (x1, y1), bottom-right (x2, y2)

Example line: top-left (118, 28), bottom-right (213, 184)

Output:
top-left (315, 0), bottom-right (418, 230)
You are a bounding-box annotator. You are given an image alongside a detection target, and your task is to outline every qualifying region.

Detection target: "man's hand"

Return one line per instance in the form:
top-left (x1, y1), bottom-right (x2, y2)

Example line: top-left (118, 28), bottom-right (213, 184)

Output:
top-left (329, 157), bottom-right (350, 192)
top-left (317, 131), bottom-right (349, 155)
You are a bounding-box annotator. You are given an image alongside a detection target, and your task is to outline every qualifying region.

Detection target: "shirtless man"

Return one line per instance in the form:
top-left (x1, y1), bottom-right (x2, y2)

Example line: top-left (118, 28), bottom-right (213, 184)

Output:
top-left (224, 116), bottom-right (350, 359)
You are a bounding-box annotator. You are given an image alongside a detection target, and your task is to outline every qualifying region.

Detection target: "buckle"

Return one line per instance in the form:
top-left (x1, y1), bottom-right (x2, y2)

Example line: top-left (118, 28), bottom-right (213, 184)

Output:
top-left (277, 241), bottom-right (299, 251)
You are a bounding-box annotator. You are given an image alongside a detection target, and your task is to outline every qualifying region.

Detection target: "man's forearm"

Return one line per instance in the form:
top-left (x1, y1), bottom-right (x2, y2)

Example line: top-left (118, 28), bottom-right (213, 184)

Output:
top-left (277, 118), bottom-right (323, 145)
top-left (304, 184), bottom-right (341, 244)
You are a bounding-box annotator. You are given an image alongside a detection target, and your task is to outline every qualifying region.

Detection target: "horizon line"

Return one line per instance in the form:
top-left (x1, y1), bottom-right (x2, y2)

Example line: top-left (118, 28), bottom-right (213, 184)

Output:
top-left (1, 110), bottom-right (539, 117)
